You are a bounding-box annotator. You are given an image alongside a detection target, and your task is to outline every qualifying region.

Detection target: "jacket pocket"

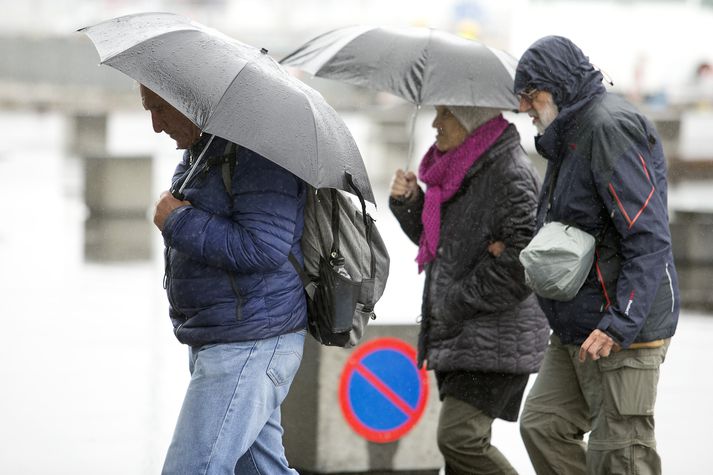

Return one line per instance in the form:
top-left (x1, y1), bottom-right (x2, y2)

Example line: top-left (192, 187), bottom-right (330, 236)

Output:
top-left (598, 350), bottom-right (665, 416)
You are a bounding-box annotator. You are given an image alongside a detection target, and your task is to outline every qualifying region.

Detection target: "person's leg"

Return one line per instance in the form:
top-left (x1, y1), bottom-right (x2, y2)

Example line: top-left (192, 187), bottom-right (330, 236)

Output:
top-left (162, 330), bottom-right (305, 475)
top-left (586, 340), bottom-right (669, 475)
top-left (233, 406), bottom-right (292, 475)
top-left (520, 335), bottom-right (590, 475)
top-left (234, 330), bottom-right (306, 475)
top-left (437, 396), bottom-right (517, 475)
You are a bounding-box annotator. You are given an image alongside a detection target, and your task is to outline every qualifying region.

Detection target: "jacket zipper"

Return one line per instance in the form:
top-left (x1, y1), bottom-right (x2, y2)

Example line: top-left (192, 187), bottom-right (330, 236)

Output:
top-left (227, 272), bottom-right (244, 320)
top-left (665, 262), bottom-right (675, 312)
top-left (164, 247), bottom-right (188, 337)
top-left (163, 246), bottom-right (177, 308)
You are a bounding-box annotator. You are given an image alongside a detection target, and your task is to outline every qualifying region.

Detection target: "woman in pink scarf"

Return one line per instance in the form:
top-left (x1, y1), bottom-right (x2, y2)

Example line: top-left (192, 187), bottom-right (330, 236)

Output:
top-left (389, 106), bottom-right (549, 475)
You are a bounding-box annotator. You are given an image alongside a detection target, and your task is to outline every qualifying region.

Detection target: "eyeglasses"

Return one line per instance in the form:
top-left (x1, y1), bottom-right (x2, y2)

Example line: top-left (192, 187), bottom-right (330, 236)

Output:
top-left (517, 87), bottom-right (540, 105)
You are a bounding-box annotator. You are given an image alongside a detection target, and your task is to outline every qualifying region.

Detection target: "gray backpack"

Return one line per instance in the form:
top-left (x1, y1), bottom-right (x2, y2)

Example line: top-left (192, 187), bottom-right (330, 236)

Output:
top-left (288, 174), bottom-right (390, 348)
top-left (217, 149), bottom-right (390, 347)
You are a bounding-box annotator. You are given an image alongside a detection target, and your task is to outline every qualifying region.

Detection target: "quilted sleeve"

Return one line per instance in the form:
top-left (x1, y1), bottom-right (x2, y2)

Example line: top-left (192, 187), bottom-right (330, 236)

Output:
top-left (162, 153), bottom-right (303, 273)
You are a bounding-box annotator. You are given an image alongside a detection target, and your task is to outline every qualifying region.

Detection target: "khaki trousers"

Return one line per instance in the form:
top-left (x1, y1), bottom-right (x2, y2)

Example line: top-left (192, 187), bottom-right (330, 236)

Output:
top-left (437, 396), bottom-right (518, 475)
top-left (520, 334), bottom-right (670, 475)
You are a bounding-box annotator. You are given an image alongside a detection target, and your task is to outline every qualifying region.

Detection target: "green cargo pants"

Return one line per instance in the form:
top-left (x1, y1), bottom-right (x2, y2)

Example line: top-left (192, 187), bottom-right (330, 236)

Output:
top-left (520, 334), bottom-right (670, 475)
top-left (437, 396), bottom-right (518, 475)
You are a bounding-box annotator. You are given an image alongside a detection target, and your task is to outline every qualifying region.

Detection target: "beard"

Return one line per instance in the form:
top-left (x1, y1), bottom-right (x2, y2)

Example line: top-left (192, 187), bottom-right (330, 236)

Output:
top-left (533, 97), bottom-right (559, 135)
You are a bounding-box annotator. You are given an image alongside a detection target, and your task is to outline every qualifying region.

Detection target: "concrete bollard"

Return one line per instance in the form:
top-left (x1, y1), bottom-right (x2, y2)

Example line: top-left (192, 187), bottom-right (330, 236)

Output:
top-left (83, 154), bottom-right (153, 261)
top-left (670, 210), bottom-right (713, 265)
top-left (282, 324), bottom-right (442, 474)
top-left (69, 114), bottom-right (108, 157)
top-left (670, 209), bottom-right (713, 310)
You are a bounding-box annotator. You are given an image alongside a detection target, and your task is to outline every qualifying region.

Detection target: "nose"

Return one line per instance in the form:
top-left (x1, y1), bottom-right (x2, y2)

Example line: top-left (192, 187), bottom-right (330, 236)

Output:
top-left (150, 111), bottom-right (164, 134)
top-left (518, 96), bottom-right (532, 113)
top-left (432, 116), bottom-right (440, 129)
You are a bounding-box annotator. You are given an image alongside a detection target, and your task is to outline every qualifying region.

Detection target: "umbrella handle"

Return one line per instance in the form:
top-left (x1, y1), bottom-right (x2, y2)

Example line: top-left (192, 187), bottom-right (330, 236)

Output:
top-left (171, 134), bottom-right (217, 199)
top-left (404, 103), bottom-right (421, 171)
top-left (170, 182), bottom-right (186, 200)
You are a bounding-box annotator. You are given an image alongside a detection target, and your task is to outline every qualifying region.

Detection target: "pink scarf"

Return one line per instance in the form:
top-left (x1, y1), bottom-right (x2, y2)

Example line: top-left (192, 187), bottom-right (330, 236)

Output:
top-left (416, 114), bottom-right (509, 272)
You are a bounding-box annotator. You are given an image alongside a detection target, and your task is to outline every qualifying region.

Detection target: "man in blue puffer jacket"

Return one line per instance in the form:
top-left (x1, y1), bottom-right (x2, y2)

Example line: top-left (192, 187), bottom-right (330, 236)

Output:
top-left (513, 37), bottom-right (679, 474)
top-left (142, 84), bottom-right (307, 474)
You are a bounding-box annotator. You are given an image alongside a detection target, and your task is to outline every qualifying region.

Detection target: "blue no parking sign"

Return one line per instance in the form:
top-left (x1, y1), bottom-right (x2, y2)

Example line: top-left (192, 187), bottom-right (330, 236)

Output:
top-left (339, 337), bottom-right (429, 443)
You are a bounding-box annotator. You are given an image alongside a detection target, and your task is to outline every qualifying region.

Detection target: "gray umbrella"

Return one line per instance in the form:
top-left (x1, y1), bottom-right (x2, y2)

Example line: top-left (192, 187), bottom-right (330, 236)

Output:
top-left (280, 25), bottom-right (519, 110)
top-left (79, 13), bottom-right (375, 204)
top-left (281, 25), bottom-right (518, 168)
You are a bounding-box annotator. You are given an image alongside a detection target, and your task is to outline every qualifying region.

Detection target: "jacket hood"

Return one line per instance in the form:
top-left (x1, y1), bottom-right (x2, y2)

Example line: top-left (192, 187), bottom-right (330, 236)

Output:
top-left (515, 36), bottom-right (607, 158)
top-left (514, 36), bottom-right (606, 110)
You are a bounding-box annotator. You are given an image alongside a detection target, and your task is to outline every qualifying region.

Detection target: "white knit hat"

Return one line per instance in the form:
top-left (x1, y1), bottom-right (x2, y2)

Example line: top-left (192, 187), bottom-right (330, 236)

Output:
top-left (447, 106), bottom-right (501, 134)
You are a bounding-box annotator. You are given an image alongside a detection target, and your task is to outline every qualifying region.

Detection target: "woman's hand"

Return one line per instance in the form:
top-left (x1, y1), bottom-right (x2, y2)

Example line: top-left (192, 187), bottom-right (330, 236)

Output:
top-left (390, 169), bottom-right (419, 200)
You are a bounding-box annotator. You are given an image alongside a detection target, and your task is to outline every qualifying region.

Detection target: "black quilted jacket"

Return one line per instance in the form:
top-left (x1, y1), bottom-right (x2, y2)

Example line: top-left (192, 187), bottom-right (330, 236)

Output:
top-left (390, 124), bottom-right (549, 374)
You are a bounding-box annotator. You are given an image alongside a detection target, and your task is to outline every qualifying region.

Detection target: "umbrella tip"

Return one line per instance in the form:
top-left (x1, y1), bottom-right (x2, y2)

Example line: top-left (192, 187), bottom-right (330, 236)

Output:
top-left (260, 47), bottom-right (268, 54)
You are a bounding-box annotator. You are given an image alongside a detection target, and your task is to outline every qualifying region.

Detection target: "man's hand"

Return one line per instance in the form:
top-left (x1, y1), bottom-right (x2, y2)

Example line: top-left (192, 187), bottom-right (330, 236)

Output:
top-left (578, 329), bottom-right (621, 362)
top-left (153, 190), bottom-right (191, 232)
top-left (390, 169), bottom-right (419, 200)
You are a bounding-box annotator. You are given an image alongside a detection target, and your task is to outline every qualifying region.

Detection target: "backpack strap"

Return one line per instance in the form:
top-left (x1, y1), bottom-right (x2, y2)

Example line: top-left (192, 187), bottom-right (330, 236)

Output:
top-left (288, 175), bottom-right (375, 304)
top-left (288, 252), bottom-right (317, 299)
top-left (220, 142), bottom-right (238, 200)
top-left (346, 173), bottom-right (376, 279)
top-left (288, 186), bottom-right (338, 300)
top-left (329, 188), bottom-right (344, 267)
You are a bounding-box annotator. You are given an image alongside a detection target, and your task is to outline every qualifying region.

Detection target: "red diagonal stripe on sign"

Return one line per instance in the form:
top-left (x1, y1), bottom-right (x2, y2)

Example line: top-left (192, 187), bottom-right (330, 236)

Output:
top-left (355, 363), bottom-right (417, 418)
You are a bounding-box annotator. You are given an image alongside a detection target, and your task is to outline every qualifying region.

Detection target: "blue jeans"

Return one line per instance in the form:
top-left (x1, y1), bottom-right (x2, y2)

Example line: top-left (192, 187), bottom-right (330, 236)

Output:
top-left (162, 330), bottom-right (305, 475)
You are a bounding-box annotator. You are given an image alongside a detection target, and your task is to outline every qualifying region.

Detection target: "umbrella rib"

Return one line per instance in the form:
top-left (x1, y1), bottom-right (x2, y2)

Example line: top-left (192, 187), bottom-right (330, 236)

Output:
top-left (305, 92), bottom-right (321, 182)
top-left (203, 59), bottom-right (251, 134)
top-left (99, 26), bottom-right (195, 64)
top-left (410, 29), bottom-right (434, 106)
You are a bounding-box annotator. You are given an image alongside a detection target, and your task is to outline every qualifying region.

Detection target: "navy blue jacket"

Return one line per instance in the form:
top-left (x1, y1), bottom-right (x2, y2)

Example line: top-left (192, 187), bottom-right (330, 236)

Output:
top-left (162, 135), bottom-right (307, 346)
top-left (514, 36), bottom-right (679, 348)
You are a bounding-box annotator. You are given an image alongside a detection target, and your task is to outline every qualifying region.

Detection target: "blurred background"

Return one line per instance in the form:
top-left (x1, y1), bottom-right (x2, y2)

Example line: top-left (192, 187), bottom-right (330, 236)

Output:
top-left (1, 0), bottom-right (713, 473)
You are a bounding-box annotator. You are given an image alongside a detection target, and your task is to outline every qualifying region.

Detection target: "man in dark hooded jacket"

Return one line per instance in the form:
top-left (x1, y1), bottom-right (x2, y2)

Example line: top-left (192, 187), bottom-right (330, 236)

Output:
top-left (514, 36), bottom-right (679, 474)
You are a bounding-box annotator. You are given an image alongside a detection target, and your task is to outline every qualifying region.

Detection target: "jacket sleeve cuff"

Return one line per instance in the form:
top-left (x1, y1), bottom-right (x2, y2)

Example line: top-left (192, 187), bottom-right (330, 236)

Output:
top-left (161, 205), bottom-right (191, 245)
top-left (597, 313), bottom-right (626, 346)
top-left (389, 189), bottom-right (422, 208)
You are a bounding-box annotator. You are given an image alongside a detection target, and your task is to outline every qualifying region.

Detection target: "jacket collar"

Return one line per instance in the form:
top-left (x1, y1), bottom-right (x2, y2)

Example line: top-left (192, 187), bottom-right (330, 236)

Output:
top-left (464, 123), bottom-right (519, 179)
top-left (534, 94), bottom-right (604, 162)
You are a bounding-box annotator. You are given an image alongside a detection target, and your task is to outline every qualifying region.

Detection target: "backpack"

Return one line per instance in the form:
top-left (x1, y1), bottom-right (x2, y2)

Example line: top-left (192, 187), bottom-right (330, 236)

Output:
top-left (217, 145), bottom-right (390, 348)
top-left (289, 175), bottom-right (390, 348)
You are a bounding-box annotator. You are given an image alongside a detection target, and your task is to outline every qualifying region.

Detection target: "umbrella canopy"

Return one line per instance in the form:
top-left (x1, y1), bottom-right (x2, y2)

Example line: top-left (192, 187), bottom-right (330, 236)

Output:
top-left (281, 25), bottom-right (519, 110)
top-left (79, 13), bottom-right (375, 203)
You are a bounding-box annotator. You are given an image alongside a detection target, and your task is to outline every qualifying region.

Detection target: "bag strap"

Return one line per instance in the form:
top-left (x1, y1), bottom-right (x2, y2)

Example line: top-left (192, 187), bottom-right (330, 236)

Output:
top-left (287, 186), bottom-right (340, 300)
top-left (329, 188), bottom-right (343, 267)
top-left (220, 142), bottom-right (238, 201)
top-left (287, 175), bottom-right (377, 307)
top-left (546, 157), bottom-right (609, 246)
top-left (544, 159), bottom-right (562, 221)
top-left (346, 173), bottom-right (376, 279)
top-left (289, 252), bottom-right (317, 299)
